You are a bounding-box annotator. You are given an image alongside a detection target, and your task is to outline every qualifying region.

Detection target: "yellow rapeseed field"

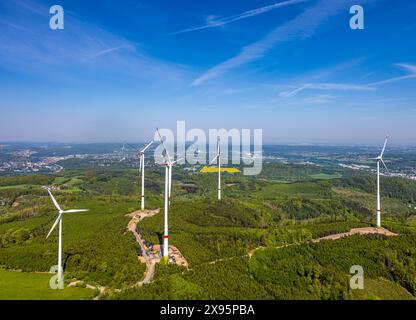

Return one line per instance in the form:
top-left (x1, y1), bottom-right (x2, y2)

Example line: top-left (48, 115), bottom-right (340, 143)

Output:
top-left (200, 166), bottom-right (241, 173)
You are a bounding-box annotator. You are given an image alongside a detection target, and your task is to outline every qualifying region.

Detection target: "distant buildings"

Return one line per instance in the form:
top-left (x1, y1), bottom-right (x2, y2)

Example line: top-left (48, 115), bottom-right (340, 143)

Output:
top-left (338, 163), bottom-right (370, 170)
top-left (338, 163), bottom-right (416, 181)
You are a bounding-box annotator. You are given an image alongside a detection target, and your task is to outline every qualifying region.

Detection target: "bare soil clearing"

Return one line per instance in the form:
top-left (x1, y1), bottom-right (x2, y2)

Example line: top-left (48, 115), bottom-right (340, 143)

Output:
top-left (312, 227), bottom-right (397, 243)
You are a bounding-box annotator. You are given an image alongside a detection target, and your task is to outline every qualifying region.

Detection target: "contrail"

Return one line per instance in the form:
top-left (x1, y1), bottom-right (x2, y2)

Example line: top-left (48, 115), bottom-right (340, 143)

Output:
top-left (191, 0), bottom-right (368, 86)
top-left (173, 0), bottom-right (309, 35)
top-left (89, 45), bottom-right (126, 59)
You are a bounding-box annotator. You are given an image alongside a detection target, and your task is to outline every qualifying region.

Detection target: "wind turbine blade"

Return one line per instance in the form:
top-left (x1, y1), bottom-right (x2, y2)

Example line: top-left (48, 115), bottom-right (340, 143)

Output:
top-left (380, 135), bottom-right (388, 158)
top-left (156, 128), bottom-right (171, 163)
top-left (171, 158), bottom-right (183, 165)
top-left (139, 156), bottom-right (143, 173)
top-left (380, 159), bottom-right (389, 173)
top-left (126, 143), bottom-right (140, 152)
top-left (63, 209), bottom-right (89, 213)
top-left (210, 155), bottom-right (219, 164)
top-left (47, 189), bottom-right (62, 212)
top-left (140, 141), bottom-right (154, 153)
top-left (46, 213), bottom-right (63, 239)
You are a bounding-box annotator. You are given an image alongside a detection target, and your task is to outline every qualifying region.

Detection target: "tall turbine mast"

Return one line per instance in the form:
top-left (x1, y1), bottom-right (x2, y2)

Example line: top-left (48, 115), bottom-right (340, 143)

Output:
top-left (140, 141), bottom-right (154, 211)
top-left (128, 141), bottom-right (154, 211)
top-left (45, 189), bottom-right (88, 286)
top-left (210, 137), bottom-right (221, 200)
top-left (375, 135), bottom-right (389, 228)
top-left (156, 128), bottom-right (172, 258)
top-left (156, 129), bottom-right (183, 258)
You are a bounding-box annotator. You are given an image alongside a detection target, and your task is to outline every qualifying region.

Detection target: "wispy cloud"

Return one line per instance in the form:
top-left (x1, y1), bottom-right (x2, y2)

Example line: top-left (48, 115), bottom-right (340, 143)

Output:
top-left (0, 19), bottom-right (36, 34)
top-left (0, 0), bottom-right (188, 86)
top-left (370, 63), bottom-right (416, 86)
top-left (173, 0), bottom-right (308, 34)
top-left (281, 63), bottom-right (416, 97)
top-left (280, 83), bottom-right (376, 97)
top-left (192, 0), bottom-right (362, 86)
top-left (294, 58), bottom-right (368, 83)
top-left (88, 45), bottom-right (130, 59)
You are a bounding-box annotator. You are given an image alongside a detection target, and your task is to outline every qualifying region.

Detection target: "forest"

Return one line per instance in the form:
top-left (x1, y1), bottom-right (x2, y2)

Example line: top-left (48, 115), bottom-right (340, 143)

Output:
top-left (0, 161), bottom-right (415, 299)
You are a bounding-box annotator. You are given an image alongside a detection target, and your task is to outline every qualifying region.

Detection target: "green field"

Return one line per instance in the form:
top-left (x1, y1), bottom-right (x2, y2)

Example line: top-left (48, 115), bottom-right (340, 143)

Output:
top-left (0, 184), bottom-right (39, 191)
top-left (351, 278), bottom-right (414, 300)
top-left (310, 173), bottom-right (343, 180)
top-left (0, 269), bottom-right (94, 300)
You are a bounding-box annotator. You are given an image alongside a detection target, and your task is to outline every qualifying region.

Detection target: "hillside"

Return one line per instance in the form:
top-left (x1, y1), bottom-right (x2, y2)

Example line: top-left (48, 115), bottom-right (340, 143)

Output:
top-left (0, 163), bottom-right (416, 299)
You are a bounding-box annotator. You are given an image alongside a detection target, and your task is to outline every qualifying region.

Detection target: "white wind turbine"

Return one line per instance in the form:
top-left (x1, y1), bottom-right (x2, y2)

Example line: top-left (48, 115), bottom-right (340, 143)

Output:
top-left (46, 189), bottom-right (89, 284)
top-left (210, 137), bottom-right (222, 200)
top-left (156, 128), bottom-right (182, 257)
top-left (128, 141), bottom-right (154, 211)
top-left (374, 135), bottom-right (389, 228)
top-left (119, 142), bottom-right (127, 162)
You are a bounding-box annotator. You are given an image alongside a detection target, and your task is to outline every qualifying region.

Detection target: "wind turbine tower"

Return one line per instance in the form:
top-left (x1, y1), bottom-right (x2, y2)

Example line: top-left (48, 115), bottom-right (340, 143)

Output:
top-left (139, 141), bottom-right (154, 211)
top-left (127, 141), bottom-right (154, 211)
top-left (211, 137), bottom-right (222, 200)
top-left (156, 129), bottom-right (173, 258)
top-left (156, 129), bottom-right (182, 257)
top-left (45, 189), bottom-right (89, 285)
top-left (375, 135), bottom-right (389, 228)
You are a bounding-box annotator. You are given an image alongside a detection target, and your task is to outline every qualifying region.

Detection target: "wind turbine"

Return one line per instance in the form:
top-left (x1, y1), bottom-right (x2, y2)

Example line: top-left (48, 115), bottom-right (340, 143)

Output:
top-left (156, 128), bottom-right (172, 258)
top-left (45, 189), bottom-right (89, 285)
top-left (119, 142), bottom-right (127, 162)
top-left (374, 135), bottom-right (389, 228)
top-left (188, 147), bottom-right (207, 164)
top-left (156, 128), bottom-right (182, 258)
top-left (210, 137), bottom-right (221, 200)
top-left (127, 141), bottom-right (154, 211)
top-left (139, 141), bottom-right (154, 211)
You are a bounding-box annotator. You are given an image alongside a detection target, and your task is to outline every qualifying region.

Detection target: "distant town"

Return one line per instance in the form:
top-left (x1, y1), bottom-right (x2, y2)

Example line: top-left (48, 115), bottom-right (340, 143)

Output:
top-left (1, 143), bottom-right (416, 181)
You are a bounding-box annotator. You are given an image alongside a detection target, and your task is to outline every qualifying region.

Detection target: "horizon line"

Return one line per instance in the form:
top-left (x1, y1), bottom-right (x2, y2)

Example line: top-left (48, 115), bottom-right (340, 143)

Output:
top-left (1, 141), bottom-right (416, 148)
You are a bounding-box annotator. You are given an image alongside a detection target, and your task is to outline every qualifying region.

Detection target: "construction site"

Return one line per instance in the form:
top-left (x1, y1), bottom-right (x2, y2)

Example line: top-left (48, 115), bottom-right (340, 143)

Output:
top-left (126, 209), bottom-right (188, 285)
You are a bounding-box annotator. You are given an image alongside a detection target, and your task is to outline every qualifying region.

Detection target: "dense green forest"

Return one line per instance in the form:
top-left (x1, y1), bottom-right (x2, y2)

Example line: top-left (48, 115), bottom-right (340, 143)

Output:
top-left (109, 234), bottom-right (416, 300)
top-left (1, 162), bottom-right (416, 299)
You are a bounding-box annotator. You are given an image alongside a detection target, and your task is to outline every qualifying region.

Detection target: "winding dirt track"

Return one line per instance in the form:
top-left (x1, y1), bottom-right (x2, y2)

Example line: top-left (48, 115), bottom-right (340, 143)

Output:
top-left (248, 226), bottom-right (398, 259)
top-left (206, 226), bottom-right (398, 265)
top-left (126, 209), bottom-right (161, 287)
top-left (126, 209), bottom-right (189, 287)
top-left (312, 227), bottom-right (397, 242)
top-left (68, 209), bottom-right (161, 299)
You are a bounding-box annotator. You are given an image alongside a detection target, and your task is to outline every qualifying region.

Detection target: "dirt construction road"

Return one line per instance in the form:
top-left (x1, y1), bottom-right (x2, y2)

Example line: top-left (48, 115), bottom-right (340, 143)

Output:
top-left (312, 227), bottom-right (397, 243)
top-left (126, 209), bottom-right (161, 287)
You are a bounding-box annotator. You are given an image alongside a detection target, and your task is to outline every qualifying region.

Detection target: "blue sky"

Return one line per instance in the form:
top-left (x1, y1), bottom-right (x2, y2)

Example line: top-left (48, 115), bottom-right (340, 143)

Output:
top-left (0, 0), bottom-right (415, 145)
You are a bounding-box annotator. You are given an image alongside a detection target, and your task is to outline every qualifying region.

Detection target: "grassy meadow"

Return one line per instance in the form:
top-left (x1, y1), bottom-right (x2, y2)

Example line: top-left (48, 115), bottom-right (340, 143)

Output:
top-left (0, 269), bottom-right (94, 300)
